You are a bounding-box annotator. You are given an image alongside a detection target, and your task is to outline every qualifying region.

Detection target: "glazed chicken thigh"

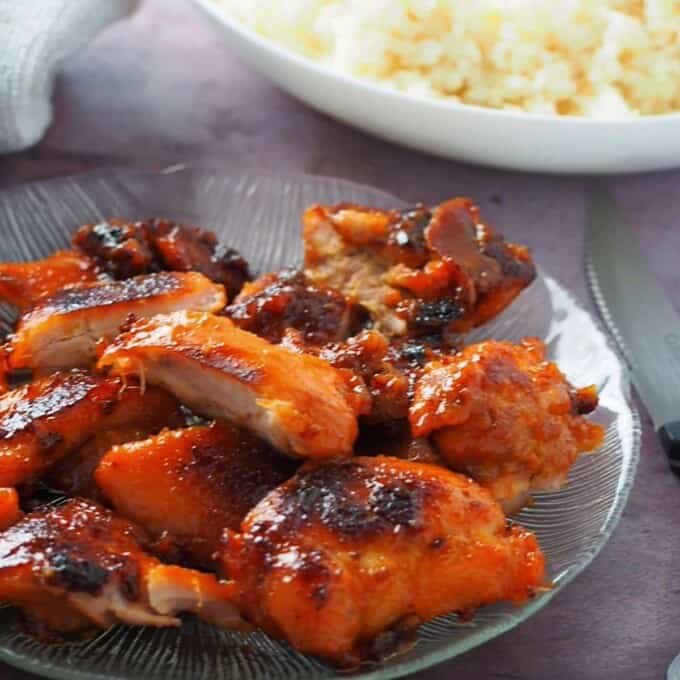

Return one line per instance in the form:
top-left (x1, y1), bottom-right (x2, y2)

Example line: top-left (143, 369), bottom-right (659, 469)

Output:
top-left (95, 423), bottom-right (296, 567)
top-left (222, 456), bottom-right (546, 666)
top-left (410, 338), bottom-right (604, 511)
top-left (98, 311), bottom-right (370, 459)
top-left (304, 198), bottom-right (535, 340)
top-left (73, 218), bottom-right (250, 299)
top-left (0, 499), bottom-right (243, 636)
top-left (226, 268), bottom-right (365, 345)
top-left (8, 271), bottom-right (226, 374)
top-left (0, 250), bottom-right (102, 311)
top-left (0, 370), bottom-right (182, 487)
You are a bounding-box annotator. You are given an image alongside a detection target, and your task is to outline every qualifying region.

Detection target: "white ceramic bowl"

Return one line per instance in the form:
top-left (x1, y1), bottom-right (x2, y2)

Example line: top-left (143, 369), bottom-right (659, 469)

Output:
top-left (192, 0), bottom-right (680, 175)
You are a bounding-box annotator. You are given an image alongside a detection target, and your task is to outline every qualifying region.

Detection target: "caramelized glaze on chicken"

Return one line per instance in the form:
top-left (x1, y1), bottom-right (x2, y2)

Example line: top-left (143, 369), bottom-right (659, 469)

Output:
top-left (8, 271), bottom-right (226, 373)
top-left (226, 268), bottom-right (365, 344)
top-left (46, 420), bottom-right (185, 501)
top-left (410, 339), bottom-right (604, 512)
top-left (304, 199), bottom-right (535, 340)
top-left (0, 370), bottom-right (182, 487)
top-left (96, 423), bottom-right (296, 567)
top-left (223, 456), bottom-right (545, 666)
top-left (98, 311), bottom-right (370, 459)
top-left (0, 250), bottom-right (102, 311)
top-left (313, 330), bottom-right (450, 424)
top-left (0, 487), bottom-right (21, 530)
top-left (73, 218), bottom-right (250, 298)
top-left (0, 499), bottom-right (243, 636)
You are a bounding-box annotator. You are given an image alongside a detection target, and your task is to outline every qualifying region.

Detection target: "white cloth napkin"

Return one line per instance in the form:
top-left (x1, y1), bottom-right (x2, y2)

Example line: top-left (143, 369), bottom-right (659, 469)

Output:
top-left (0, 0), bottom-right (139, 153)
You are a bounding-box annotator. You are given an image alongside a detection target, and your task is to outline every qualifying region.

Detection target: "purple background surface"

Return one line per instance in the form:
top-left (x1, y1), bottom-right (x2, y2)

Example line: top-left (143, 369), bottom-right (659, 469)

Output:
top-left (1, 1), bottom-right (679, 679)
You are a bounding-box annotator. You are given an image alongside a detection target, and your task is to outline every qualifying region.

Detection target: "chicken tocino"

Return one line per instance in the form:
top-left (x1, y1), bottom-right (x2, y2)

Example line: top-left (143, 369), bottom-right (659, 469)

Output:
top-left (8, 271), bottom-right (226, 373)
top-left (410, 338), bottom-right (605, 512)
top-left (304, 199), bottom-right (535, 340)
top-left (0, 370), bottom-right (183, 487)
top-left (73, 218), bottom-right (250, 299)
top-left (46, 422), bottom-right (185, 501)
top-left (0, 498), bottom-right (244, 637)
top-left (0, 250), bottom-right (102, 311)
top-left (226, 268), bottom-right (365, 345)
top-left (95, 423), bottom-right (296, 567)
top-left (222, 456), bottom-right (546, 666)
top-left (98, 311), bottom-right (370, 459)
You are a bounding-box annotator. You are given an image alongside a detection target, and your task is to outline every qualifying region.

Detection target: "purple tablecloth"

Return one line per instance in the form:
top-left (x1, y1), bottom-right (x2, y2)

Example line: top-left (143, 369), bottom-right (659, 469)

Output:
top-left (0, 1), bottom-right (678, 678)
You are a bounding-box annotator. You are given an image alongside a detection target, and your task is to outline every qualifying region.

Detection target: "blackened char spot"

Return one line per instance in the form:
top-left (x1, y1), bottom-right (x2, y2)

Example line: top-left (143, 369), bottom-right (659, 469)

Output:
top-left (412, 298), bottom-right (465, 332)
top-left (370, 484), bottom-right (420, 529)
top-left (47, 552), bottom-right (109, 594)
top-left (274, 461), bottom-right (427, 541)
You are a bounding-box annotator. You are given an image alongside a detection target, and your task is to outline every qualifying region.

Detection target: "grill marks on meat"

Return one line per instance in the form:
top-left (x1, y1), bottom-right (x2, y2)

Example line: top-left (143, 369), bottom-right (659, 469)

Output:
top-left (0, 499), bottom-right (244, 636)
top-left (410, 338), bottom-right (604, 512)
top-left (226, 268), bottom-right (367, 345)
top-left (0, 370), bottom-right (183, 488)
top-left (8, 271), bottom-right (226, 373)
top-left (222, 456), bottom-right (546, 666)
top-left (98, 311), bottom-right (370, 459)
top-left (0, 250), bottom-right (102, 311)
top-left (73, 219), bottom-right (250, 299)
top-left (95, 423), bottom-right (296, 568)
top-left (303, 199), bottom-right (535, 340)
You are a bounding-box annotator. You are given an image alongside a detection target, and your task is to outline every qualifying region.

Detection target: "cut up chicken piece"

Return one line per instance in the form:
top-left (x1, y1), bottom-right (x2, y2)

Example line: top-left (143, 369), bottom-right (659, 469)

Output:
top-left (98, 311), bottom-right (370, 459)
top-left (95, 423), bottom-right (296, 567)
top-left (8, 271), bottom-right (226, 373)
top-left (0, 487), bottom-right (21, 530)
top-left (410, 338), bottom-right (605, 512)
top-left (0, 250), bottom-right (102, 311)
top-left (312, 329), bottom-right (451, 424)
top-left (226, 268), bottom-right (366, 345)
top-left (0, 498), bottom-right (244, 636)
top-left (46, 421), bottom-right (185, 501)
top-left (222, 456), bottom-right (546, 667)
top-left (0, 370), bottom-right (183, 487)
top-left (73, 218), bottom-right (250, 299)
top-left (304, 198), bottom-right (535, 340)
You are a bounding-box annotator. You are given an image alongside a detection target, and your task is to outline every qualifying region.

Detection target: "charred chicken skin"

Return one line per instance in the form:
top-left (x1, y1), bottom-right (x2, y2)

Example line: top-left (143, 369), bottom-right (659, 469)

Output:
top-left (73, 218), bottom-right (250, 299)
top-left (226, 268), bottom-right (366, 345)
top-left (0, 498), bottom-right (243, 636)
top-left (0, 250), bottom-right (102, 311)
top-left (0, 370), bottom-right (182, 488)
top-left (222, 456), bottom-right (546, 666)
top-left (304, 199), bottom-right (535, 340)
top-left (8, 271), bottom-right (226, 373)
top-left (410, 338), bottom-right (605, 512)
top-left (95, 423), bottom-right (296, 567)
top-left (98, 311), bottom-right (370, 459)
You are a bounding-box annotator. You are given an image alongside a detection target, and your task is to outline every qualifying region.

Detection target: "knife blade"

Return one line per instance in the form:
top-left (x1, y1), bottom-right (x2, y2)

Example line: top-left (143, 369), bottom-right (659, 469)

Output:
top-left (586, 184), bottom-right (680, 470)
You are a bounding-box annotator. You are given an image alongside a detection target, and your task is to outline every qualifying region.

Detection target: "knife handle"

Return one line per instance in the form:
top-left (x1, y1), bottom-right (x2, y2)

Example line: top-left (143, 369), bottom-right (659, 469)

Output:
top-left (659, 421), bottom-right (680, 474)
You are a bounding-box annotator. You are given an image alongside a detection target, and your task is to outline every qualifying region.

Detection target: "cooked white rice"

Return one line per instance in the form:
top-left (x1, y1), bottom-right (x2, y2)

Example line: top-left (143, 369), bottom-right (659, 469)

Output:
top-left (214, 0), bottom-right (680, 117)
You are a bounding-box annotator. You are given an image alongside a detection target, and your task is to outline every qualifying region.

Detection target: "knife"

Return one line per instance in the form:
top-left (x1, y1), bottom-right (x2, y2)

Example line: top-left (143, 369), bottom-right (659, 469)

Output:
top-left (586, 185), bottom-right (680, 471)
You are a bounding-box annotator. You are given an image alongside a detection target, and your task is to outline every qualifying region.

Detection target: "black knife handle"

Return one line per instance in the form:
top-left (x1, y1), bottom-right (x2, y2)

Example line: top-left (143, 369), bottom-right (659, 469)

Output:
top-left (659, 421), bottom-right (680, 474)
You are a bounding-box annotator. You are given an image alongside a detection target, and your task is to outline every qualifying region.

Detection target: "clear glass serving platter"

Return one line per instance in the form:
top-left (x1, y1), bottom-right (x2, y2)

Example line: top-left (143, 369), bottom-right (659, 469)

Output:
top-left (0, 167), bottom-right (639, 680)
